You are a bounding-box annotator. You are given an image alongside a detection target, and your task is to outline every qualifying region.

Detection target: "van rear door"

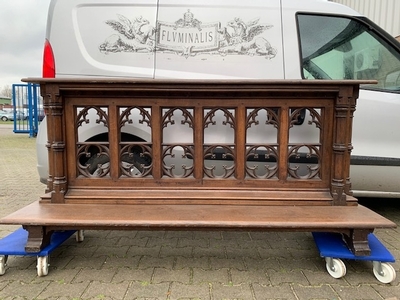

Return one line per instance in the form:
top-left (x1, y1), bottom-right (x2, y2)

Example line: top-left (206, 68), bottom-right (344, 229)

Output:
top-left (154, 0), bottom-right (283, 79)
top-left (49, 0), bottom-right (158, 78)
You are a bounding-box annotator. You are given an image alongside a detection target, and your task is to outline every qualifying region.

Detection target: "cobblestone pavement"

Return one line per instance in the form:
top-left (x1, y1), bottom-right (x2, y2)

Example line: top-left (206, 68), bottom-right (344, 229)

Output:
top-left (0, 124), bottom-right (399, 300)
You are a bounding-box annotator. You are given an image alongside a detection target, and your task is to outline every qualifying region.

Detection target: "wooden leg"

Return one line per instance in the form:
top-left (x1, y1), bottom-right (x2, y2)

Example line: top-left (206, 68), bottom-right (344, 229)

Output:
top-left (343, 229), bottom-right (373, 256)
top-left (22, 226), bottom-right (53, 253)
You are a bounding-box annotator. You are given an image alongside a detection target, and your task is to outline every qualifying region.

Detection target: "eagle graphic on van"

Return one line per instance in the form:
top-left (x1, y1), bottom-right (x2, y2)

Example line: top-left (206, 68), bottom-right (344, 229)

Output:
top-left (99, 10), bottom-right (276, 59)
top-left (99, 14), bottom-right (156, 53)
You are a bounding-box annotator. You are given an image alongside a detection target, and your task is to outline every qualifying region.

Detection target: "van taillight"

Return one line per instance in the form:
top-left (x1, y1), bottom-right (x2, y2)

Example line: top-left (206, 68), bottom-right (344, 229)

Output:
top-left (43, 39), bottom-right (55, 78)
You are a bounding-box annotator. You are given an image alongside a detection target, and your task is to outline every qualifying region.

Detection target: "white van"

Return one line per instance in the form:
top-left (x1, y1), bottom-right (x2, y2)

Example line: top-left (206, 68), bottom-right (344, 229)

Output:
top-left (37, 0), bottom-right (400, 197)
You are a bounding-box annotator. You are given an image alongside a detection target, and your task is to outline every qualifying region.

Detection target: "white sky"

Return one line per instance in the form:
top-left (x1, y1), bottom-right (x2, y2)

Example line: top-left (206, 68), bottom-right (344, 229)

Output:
top-left (0, 0), bottom-right (51, 89)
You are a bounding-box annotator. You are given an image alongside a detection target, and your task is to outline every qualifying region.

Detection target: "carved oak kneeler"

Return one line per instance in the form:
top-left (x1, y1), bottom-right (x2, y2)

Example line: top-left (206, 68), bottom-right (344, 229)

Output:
top-left (1, 79), bottom-right (396, 256)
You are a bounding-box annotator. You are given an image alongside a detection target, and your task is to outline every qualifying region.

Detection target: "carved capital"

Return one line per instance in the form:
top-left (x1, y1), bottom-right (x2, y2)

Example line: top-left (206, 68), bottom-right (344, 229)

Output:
top-left (51, 142), bottom-right (66, 151)
top-left (332, 143), bottom-right (347, 153)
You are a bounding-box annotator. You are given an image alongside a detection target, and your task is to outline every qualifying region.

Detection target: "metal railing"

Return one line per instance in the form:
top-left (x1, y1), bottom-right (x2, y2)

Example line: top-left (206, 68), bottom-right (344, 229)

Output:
top-left (12, 83), bottom-right (42, 137)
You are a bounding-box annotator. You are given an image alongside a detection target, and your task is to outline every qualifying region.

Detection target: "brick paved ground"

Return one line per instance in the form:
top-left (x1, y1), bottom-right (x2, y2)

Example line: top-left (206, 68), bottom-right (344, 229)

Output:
top-left (0, 124), bottom-right (399, 300)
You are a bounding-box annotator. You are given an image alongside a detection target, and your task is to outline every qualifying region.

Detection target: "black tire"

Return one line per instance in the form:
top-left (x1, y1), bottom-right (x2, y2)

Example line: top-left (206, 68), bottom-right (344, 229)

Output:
top-left (84, 152), bottom-right (151, 174)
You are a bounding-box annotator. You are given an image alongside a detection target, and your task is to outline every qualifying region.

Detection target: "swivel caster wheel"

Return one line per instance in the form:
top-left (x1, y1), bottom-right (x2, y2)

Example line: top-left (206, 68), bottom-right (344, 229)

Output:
top-left (325, 257), bottom-right (346, 279)
top-left (373, 261), bottom-right (396, 283)
top-left (37, 256), bottom-right (49, 277)
top-left (76, 230), bottom-right (84, 242)
top-left (0, 255), bottom-right (8, 275)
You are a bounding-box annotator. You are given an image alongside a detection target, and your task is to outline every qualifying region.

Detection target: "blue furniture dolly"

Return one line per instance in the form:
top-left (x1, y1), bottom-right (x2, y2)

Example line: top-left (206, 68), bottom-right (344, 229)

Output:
top-left (0, 228), bottom-right (83, 276)
top-left (313, 232), bottom-right (396, 283)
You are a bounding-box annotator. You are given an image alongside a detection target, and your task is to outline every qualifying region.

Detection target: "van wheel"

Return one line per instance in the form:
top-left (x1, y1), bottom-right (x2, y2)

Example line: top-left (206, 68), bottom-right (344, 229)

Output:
top-left (85, 152), bottom-right (151, 175)
top-left (121, 152), bottom-right (152, 173)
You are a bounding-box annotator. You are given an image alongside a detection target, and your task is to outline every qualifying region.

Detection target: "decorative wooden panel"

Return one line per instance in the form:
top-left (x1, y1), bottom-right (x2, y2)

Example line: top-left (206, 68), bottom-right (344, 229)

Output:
top-left (36, 79), bottom-right (371, 206)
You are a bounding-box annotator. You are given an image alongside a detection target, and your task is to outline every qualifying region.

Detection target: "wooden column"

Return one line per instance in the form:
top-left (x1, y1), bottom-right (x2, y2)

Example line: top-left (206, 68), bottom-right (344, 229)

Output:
top-left (43, 83), bottom-right (66, 203)
top-left (331, 86), bottom-right (353, 205)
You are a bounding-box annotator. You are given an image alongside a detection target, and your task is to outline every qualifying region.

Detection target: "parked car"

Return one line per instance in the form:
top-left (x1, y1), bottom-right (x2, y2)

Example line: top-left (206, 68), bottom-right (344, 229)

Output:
top-left (36, 0), bottom-right (400, 198)
top-left (0, 110), bottom-right (26, 121)
top-left (0, 110), bottom-right (13, 121)
top-left (27, 109), bottom-right (45, 122)
top-left (11, 111), bottom-right (27, 121)
top-left (36, 109), bottom-right (45, 122)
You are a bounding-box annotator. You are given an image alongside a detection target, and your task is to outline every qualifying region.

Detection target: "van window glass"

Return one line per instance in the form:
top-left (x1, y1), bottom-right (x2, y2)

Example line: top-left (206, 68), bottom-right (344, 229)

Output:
top-left (297, 14), bottom-right (400, 92)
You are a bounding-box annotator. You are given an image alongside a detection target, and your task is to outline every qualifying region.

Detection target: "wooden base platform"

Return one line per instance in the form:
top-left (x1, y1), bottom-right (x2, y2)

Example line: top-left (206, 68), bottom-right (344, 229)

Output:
top-left (0, 201), bottom-right (395, 256)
